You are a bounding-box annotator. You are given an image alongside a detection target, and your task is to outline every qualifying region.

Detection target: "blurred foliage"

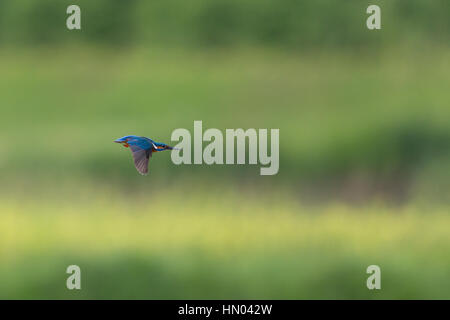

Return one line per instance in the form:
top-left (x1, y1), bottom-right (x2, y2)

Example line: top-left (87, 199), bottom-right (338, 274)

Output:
top-left (0, 0), bottom-right (449, 300)
top-left (0, 0), bottom-right (449, 48)
top-left (0, 47), bottom-right (448, 203)
top-left (1, 187), bottom-right (450, 299)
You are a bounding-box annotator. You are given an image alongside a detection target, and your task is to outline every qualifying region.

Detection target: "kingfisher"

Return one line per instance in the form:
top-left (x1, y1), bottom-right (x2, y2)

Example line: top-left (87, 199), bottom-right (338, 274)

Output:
top-left (114, 135), bottom-right (176, 175)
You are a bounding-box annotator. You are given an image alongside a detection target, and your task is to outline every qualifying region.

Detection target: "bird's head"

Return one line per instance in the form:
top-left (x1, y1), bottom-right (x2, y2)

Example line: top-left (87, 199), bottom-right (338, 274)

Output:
top-left (114, 135), bottom-right (137, 148)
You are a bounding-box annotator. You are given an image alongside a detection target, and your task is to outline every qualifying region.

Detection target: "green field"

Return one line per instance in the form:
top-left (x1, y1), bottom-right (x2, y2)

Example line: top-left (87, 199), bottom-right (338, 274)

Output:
top-left (0, 46), bottom-right (449, 299)
top-left (1, 185), bottom-right (449, 299)
top-left (1, 47), bottom-right (448, 180)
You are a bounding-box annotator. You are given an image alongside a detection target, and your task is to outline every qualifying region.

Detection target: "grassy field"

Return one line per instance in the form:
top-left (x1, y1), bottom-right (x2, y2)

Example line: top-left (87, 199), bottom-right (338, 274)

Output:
top-left (0, 47), bottom-right (448, 180)
top-left (0, 46), bottom-right (449, 299)
top-left (1, 185), bottom-right (449, 299)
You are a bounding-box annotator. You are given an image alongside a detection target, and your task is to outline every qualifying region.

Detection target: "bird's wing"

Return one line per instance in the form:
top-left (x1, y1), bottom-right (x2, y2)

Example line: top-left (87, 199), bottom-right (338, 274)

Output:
top-left (129, 145), bottom-right (152, 175)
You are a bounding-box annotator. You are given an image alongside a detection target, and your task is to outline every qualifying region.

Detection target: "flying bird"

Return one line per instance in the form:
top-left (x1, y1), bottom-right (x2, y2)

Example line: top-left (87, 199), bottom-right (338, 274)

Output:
top-left (114, 135), bottom-right (176, 175)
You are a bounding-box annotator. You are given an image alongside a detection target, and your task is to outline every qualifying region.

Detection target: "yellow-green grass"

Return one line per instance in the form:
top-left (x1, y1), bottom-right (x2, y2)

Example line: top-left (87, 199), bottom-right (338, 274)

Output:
top-left (0, 46), bottom-right (449, 298)
top-left (1, 185), bottom-right (449, 299)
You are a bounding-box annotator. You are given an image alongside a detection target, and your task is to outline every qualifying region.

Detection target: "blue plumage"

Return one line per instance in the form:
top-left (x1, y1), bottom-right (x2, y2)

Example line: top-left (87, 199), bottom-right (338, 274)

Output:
top-left (114, 135), bottom-right (175, 175)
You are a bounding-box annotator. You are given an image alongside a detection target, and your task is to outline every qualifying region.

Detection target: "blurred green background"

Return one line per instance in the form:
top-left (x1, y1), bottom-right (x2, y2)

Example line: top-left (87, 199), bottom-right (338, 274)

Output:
top-left (0, 0), bottom-right (449, 299)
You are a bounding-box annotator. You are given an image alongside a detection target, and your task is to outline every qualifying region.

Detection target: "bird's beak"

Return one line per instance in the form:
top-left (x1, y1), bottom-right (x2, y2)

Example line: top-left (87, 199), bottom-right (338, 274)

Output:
top-left (115, 139), bottom-right (130, 148)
